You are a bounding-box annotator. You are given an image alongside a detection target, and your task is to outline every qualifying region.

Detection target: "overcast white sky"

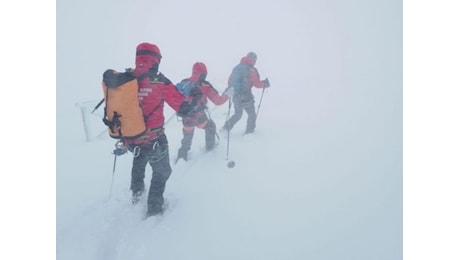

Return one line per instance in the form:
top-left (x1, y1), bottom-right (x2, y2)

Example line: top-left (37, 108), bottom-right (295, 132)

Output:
top-left (2, 1), bottom-right (460, 260)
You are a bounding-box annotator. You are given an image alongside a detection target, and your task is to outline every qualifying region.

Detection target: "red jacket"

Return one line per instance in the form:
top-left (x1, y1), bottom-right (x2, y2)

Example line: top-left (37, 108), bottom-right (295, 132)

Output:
top-left (186, 62), bottom-right (229, 108)
top-left (134, 69), bottom-right (185, 130)
top-left (196, 81), bottom-right (228, 107)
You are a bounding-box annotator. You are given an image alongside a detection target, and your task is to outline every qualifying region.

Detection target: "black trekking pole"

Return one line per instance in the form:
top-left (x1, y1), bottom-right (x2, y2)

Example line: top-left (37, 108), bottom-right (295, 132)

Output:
top-left (225, 97), bottom-right (232, 122)
top-left (225, 97), bottom-right (232, 160)
top-left (92, 98), bottom-right (104, 113)
top-left (108, 141), bottom-right (127, 199)
top-left (255, 87), bottom-right (266, 119)
top-left (108, 154), bottom-right (117, 200)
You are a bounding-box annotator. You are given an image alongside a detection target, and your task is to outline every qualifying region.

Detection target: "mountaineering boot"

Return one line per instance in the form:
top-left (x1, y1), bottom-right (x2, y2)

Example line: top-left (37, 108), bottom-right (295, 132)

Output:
top-left (244, 128), bottom-right (255, 135)
top-left (176, 147), bottom-right (188, 162)
top-left (245, 106), bottom-right (257, 134)
top-left (146, 205), bottom-right (164, 217)
top-left (131, 188), bottom-right (144, 205)
top-left (175, 129), bottom-right (193, 163)
top-left (146, 178), bottom-right (167, 218)
top-left (146, 198), bottom-right (167, 218)
top-left (219, 121), bottom-right (232, 138)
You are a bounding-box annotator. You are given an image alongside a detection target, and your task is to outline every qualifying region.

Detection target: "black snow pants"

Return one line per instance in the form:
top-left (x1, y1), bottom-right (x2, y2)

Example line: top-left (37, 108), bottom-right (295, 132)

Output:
top-left (224, 100), bottom-right (257, 134)
top-left (129, 133), bottom-right (171, 216)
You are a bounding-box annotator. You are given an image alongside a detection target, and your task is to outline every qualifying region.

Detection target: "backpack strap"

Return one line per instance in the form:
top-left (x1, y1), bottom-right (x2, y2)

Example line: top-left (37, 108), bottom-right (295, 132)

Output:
top-left (135, 72), bottom-right (170, 122)
top-left (143, 99), bottom-right (163, 122)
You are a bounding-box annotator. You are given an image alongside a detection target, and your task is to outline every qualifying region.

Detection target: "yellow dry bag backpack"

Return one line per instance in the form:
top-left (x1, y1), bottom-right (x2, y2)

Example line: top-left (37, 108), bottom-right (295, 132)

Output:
top-left (101, 69), bottom-right (146, 139)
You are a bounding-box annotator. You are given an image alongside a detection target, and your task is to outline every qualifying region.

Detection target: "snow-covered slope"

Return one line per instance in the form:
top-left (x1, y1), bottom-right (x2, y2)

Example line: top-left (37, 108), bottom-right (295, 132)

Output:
top-left (57, 0), bottom-right (402, 259)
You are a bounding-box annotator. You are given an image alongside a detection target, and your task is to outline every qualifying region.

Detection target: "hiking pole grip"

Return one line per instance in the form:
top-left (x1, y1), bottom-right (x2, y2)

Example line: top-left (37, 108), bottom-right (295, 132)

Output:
top-left (226, 128), bottom-right (230, 160)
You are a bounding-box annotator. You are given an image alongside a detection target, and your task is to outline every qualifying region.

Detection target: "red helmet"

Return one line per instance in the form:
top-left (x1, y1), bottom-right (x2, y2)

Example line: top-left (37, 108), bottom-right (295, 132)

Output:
top-left (135, 42), bottom-right (162, 72)
top-left (190, 62), bottom-right (208, 82)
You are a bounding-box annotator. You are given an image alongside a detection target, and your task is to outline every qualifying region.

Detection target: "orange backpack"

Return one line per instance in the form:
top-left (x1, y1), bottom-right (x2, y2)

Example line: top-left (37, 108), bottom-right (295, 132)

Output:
top-left (102, 69), bottom-right (146, 139)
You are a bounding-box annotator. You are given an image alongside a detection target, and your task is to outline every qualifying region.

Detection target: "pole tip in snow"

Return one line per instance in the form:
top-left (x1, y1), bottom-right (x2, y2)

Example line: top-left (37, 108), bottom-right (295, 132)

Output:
top-left (227, 160), bottom-right (236, 168)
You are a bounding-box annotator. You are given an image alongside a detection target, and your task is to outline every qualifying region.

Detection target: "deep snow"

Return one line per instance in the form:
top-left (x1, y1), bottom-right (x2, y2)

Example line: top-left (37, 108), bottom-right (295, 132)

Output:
top-left (56, 0), bottom-right (403, 259)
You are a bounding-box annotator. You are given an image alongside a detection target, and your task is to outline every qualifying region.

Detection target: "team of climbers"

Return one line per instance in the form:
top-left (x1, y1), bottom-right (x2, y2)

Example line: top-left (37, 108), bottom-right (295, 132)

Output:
top-left (101, 42), bottom-right (270, 218)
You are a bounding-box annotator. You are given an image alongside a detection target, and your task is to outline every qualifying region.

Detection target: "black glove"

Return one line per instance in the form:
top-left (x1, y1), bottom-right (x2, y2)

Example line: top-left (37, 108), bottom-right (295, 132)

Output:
top-left (156, 72), bottom-right (172, 85)
top-left (113, 147), bottom-right (127, 156)
top-left (113, 141), bottom-right (127, 156)
top-left (262, 78), bottom-right (270, 88)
